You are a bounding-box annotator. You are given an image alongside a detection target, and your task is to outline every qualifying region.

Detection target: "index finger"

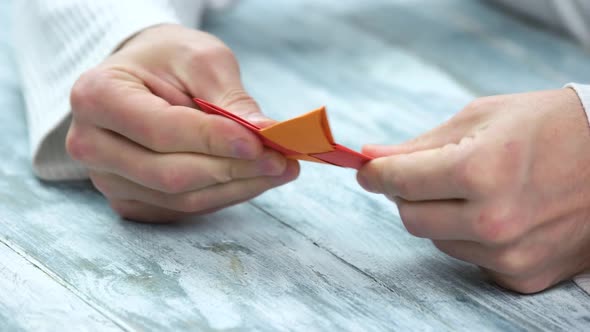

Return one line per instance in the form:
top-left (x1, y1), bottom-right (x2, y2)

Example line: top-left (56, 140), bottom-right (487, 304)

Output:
top-left (70, 68), bottom-right (263, 159)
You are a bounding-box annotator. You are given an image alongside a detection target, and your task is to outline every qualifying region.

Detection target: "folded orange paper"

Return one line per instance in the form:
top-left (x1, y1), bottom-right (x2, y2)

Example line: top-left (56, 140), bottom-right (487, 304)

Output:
top-left (194, 98), bottom-right (372, 169)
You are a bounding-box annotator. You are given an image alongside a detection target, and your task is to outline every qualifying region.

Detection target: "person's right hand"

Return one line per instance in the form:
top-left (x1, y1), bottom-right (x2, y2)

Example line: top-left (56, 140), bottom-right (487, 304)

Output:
top-left (66, 24), bottom-right (299, 222)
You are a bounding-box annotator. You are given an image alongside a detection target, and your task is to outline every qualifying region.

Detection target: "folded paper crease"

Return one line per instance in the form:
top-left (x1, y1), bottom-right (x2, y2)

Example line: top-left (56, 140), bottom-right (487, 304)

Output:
top-left (193, 98), bottom-right (372, 169)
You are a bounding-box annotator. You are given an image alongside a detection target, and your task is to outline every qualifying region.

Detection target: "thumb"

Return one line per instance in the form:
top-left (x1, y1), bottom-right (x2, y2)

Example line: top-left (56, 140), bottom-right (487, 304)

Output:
top-left (218, 89), bottom-right (277, 128)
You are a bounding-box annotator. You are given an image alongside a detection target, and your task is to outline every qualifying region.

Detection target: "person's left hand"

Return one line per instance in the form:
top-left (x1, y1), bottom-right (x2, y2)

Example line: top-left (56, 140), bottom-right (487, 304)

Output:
top-left (357, 88), bottom-right (590, 293)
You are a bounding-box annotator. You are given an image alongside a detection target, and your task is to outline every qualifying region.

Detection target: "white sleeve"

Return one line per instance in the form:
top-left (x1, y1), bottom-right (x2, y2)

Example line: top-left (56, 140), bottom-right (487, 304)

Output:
top-left (12, 0), bottom-right (214, 180)
top-left (566, 83), bottom-right (590, 129)
top-left (565, 83), bottom-right (590, 295)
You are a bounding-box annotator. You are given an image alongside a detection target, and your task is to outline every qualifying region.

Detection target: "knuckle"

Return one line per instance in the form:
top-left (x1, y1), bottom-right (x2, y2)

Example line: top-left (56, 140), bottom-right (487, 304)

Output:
top-left (70, 71), bottom-right (95, 114)
top-left (199, 44), bottom-right (236, 66)
top-left (183, 41), bottom-right (240, 92)
top-left (218, 88), bottom-right (258, 111)
top-left (65, 124), bottom-right (95, 162)
top-left (185, 42), bottom-right (237, 71)
top-left (495, 140), bottom-right (523, 185)
top-left (454, 155), bottom-right (495, 195)
top-left (197, 118), bottom-right (221, 155)
top-left (70, 68), bottom-right (112, 117)
top-left (212, 162), bottom-right (235, 184)
top-left (472, 204), bottom-right (527, 245)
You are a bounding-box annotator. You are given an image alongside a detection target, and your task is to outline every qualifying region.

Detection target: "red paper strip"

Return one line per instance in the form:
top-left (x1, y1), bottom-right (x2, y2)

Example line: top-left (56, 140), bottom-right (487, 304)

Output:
top-left (194, 98), bottom-right (372, 169)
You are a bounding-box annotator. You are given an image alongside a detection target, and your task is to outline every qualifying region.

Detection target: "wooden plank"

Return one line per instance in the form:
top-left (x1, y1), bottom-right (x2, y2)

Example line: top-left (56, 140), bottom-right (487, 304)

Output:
top-left (204, 0), bottom-right (590, 330)
top-left (0, 180), bottom-right (451, 330)
top-left (315, 0), bottom-right (590, 95)
top-left (0, 240), bottom-right (122, 331)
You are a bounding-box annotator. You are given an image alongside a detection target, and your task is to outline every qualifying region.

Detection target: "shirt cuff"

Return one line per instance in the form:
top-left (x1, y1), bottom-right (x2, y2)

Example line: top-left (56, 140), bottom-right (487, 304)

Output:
top-left (13, 1), bottom-right (183, 180)
top-left (565, 83), bottom-right (590, 129)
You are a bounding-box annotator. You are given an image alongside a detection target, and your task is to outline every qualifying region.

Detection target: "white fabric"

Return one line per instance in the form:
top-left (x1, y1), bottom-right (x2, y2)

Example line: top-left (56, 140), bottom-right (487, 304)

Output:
top-left (12, 0), bottom-right (224, 180)
top-left (567, 83), bottom-right (590, 129)
top-left (10, 0), bottom-right (590, 294)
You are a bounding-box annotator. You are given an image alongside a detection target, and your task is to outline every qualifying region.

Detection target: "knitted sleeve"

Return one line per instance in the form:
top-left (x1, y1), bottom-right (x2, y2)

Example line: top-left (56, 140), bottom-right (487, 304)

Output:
top-left (12, 0), bottom-right (207, 180)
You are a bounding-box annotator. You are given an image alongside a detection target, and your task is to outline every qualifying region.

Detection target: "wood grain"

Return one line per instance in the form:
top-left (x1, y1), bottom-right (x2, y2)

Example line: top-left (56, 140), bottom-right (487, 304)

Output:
top-left (207, 0), bottom-right (590, 330)
top-left (0, 240), bottom-right (122, 331)
top-left (0, 18), bottom-right (446, 330)
top-left (1, 0), bottom-right (590, 330)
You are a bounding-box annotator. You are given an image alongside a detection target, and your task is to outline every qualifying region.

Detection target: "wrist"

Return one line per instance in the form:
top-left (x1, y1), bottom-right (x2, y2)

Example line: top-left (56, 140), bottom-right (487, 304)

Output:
top-left (114, 23), bottom-right (182, 53)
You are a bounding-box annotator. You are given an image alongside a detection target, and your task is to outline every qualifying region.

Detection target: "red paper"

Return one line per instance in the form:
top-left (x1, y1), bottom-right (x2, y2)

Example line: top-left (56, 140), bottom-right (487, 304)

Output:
top-left (194, 98), bottom-right (372, 169)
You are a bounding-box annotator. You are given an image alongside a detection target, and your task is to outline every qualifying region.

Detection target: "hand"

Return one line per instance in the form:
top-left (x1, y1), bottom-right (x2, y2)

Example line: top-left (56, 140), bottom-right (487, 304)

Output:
top-left (66, 24), bottom-right (299, 222)
top-left (357, 89), bottom-right (590, 293)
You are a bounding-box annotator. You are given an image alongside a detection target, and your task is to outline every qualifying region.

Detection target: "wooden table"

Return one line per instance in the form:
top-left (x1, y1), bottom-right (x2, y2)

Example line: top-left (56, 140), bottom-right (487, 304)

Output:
top-left (2, 0), bottom-right (590, 330)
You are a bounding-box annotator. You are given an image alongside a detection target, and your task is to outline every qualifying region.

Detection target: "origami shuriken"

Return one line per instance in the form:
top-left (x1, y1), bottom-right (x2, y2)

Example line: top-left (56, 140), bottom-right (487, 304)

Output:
top-left (194, 98), bottom-right (373, 169)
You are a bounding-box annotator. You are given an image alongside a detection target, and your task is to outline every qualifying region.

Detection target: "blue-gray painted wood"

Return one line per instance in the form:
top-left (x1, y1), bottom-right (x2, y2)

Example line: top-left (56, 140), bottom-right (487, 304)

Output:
top-left (0, 241), bottom-right (123, 331)
top-left (207, 1), bottom-right (590, 330)
top-left (1, 0), bottom-right (590, 330)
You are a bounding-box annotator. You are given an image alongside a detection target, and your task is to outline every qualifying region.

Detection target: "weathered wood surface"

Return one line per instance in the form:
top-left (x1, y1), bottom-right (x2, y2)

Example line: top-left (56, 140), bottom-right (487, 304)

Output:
top-left (0, 241), bottom-right (122, 331)
top-left (2, 0), bottom-right (590, 330)
top-left (213, 0), bottom-right (590, 330)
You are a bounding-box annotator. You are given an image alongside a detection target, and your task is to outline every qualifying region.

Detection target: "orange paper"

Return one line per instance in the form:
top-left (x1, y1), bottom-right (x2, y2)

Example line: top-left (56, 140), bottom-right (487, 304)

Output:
top-left (194, 98), bottom-right (372, 169)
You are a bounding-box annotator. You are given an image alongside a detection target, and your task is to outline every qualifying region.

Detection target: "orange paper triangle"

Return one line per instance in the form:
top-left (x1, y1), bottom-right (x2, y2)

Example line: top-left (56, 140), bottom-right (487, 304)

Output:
top-left (260, 107), bottom-right (334, 154)
top-left (193, 98), bottom-right (372, 169)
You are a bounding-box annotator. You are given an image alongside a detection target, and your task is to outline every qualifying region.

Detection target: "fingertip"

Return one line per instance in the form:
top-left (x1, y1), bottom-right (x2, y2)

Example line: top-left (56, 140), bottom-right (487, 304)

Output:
top-left (273, 159), bottom-right (300, 184)
top-left (230, 136), bottom-right (263, 160)
top-left (356, 167), bottom-right (378, 193)
top-left (210, 116), bottom-right (263, 159)
top-left (357, 155), bottom-right (391, 194)
top-left (257, 149), bottom-right (288, 176)
top-left (285, 159), bottom-right (301, 181)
